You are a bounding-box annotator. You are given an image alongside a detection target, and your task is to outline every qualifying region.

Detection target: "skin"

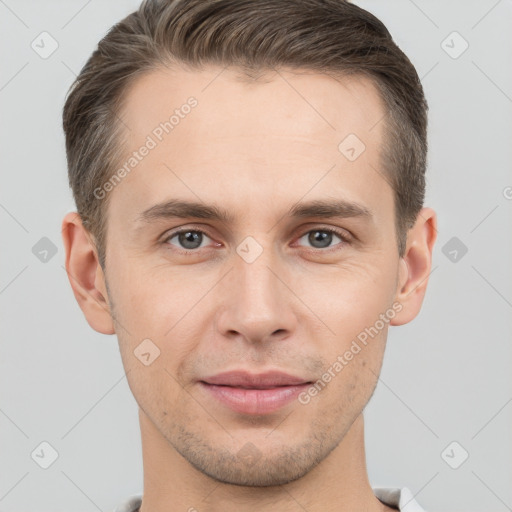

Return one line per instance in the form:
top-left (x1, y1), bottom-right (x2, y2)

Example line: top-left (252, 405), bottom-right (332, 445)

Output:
top-left (62, 65), bottom-right (437, 512)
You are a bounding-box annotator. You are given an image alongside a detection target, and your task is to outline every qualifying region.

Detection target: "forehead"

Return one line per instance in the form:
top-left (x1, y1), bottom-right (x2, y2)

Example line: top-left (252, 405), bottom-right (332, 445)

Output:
top-left (120, 65), bottom-right (384, 146)
top-left (110, 65), bottom-right (390, 228)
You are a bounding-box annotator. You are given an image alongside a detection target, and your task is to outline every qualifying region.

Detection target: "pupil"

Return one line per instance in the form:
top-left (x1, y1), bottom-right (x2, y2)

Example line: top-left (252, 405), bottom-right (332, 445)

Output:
top-left (180, 231), bottom-right (201, 249)
top-left (310, 230), bottom-right (331, 248)
top-left (177, 230), bottom-right (333, 250)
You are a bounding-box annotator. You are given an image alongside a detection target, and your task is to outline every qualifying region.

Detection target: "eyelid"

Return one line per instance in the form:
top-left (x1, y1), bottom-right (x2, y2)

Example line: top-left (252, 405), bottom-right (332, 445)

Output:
top-left (161, 223), bottom-right (353, 253)
top-left (296, 224), bottom-right (353, 242)
top-left (292, 225), bottom-right (353, 253)
top-left (161, 223), bottom-right (213, 238)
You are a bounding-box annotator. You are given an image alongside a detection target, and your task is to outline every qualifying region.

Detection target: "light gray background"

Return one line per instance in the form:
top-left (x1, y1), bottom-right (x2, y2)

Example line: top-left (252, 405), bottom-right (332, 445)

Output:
top-left (1, 1), bottom-right (511, 511)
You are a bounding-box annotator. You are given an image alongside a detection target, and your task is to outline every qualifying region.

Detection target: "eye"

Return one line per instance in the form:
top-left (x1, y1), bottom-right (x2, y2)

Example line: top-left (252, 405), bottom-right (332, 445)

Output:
top-left (163, 228), bottom-right (215, 252)
top-left (161, 226), bottom-right (352, 255)
top-left (295, 227), bottom-right (351, 252)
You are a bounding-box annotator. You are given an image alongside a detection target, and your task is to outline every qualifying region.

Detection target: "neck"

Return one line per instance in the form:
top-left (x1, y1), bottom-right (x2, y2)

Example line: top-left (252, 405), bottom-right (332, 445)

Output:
top-left (138, 411), bottom-right (392, 512)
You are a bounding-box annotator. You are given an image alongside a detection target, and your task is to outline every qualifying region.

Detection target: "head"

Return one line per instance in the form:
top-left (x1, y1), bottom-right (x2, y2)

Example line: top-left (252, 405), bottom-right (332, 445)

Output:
top-left (62, 0), bottom-right (437, 487)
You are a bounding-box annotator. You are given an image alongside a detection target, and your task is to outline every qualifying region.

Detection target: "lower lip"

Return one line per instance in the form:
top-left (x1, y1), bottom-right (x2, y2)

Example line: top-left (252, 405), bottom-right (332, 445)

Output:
top-left (199, 382), bottom-right (310, 415)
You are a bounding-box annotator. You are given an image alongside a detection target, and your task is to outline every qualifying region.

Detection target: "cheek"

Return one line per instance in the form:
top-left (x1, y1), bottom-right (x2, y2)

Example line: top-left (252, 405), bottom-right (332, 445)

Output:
top-left (108, 256), bottom-right (198, 333)
top-left (298, 263), bottom-right (393, 397)
top-left (109, 243), bottom-right (397, 353)
top-left (306, 324), bottom-right (387, 422)
top-left (121, 353), bottom-right (191, 424)
top-left (295, 259), bottom-right (396, 335)
top-left (107, 264), bottom-right (200, 384)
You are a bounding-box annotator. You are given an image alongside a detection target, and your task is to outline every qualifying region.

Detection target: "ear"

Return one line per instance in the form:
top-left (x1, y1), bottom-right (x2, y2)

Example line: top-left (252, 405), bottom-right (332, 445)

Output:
top-left (61, 212), bottom-right (115, 335)
top-left (390, 207), bottom-right (438, 326)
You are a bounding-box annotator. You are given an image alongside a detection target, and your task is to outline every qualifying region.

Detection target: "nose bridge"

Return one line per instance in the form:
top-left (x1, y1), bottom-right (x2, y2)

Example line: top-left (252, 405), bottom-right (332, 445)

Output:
top-left (215, 233), bottom-right (294, 341)
top-left (233, 234), bottom-right (284, 311)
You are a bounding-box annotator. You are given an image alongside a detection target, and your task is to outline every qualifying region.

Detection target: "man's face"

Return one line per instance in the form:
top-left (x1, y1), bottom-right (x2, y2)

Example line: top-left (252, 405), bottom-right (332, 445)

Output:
top-left (104, 66), bottom-right (402, 486)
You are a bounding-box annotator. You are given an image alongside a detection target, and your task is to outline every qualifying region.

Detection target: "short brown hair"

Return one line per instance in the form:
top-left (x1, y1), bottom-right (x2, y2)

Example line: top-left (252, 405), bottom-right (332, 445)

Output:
top-left (63, 0), bottom-right (428, 269)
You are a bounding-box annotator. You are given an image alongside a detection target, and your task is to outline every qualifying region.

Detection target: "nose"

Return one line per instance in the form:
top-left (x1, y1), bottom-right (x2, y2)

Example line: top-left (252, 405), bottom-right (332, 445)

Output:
top-left (214, 242), bottom-right (297, 345)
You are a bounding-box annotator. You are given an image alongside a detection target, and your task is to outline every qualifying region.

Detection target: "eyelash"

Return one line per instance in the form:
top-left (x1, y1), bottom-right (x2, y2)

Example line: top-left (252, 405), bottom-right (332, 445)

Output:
top-left (161, 225), bottom-right (352, 255)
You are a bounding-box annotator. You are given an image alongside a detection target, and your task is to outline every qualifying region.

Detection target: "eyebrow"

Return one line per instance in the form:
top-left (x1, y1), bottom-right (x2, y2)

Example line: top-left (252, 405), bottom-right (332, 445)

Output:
top-left (135, 198), bottom-right (373, 227)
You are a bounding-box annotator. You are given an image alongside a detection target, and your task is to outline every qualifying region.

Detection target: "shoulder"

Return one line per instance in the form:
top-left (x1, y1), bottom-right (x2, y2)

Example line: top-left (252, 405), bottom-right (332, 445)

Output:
top-left (372, 486), bottom-right (428, 512)
top-left (112, 494), bottom-right (142, 512)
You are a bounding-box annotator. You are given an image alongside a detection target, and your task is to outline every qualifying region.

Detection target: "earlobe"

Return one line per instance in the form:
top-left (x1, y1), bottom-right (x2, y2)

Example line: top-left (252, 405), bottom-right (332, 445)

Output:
top-left (61, 212), bottom-right (115, 335)
top-left (390, 207), bottom-right (438, 326)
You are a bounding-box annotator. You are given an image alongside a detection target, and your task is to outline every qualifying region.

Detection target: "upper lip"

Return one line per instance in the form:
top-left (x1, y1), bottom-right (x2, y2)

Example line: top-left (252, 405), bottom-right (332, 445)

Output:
top-left (201, 370), bottom-right (311, 389)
